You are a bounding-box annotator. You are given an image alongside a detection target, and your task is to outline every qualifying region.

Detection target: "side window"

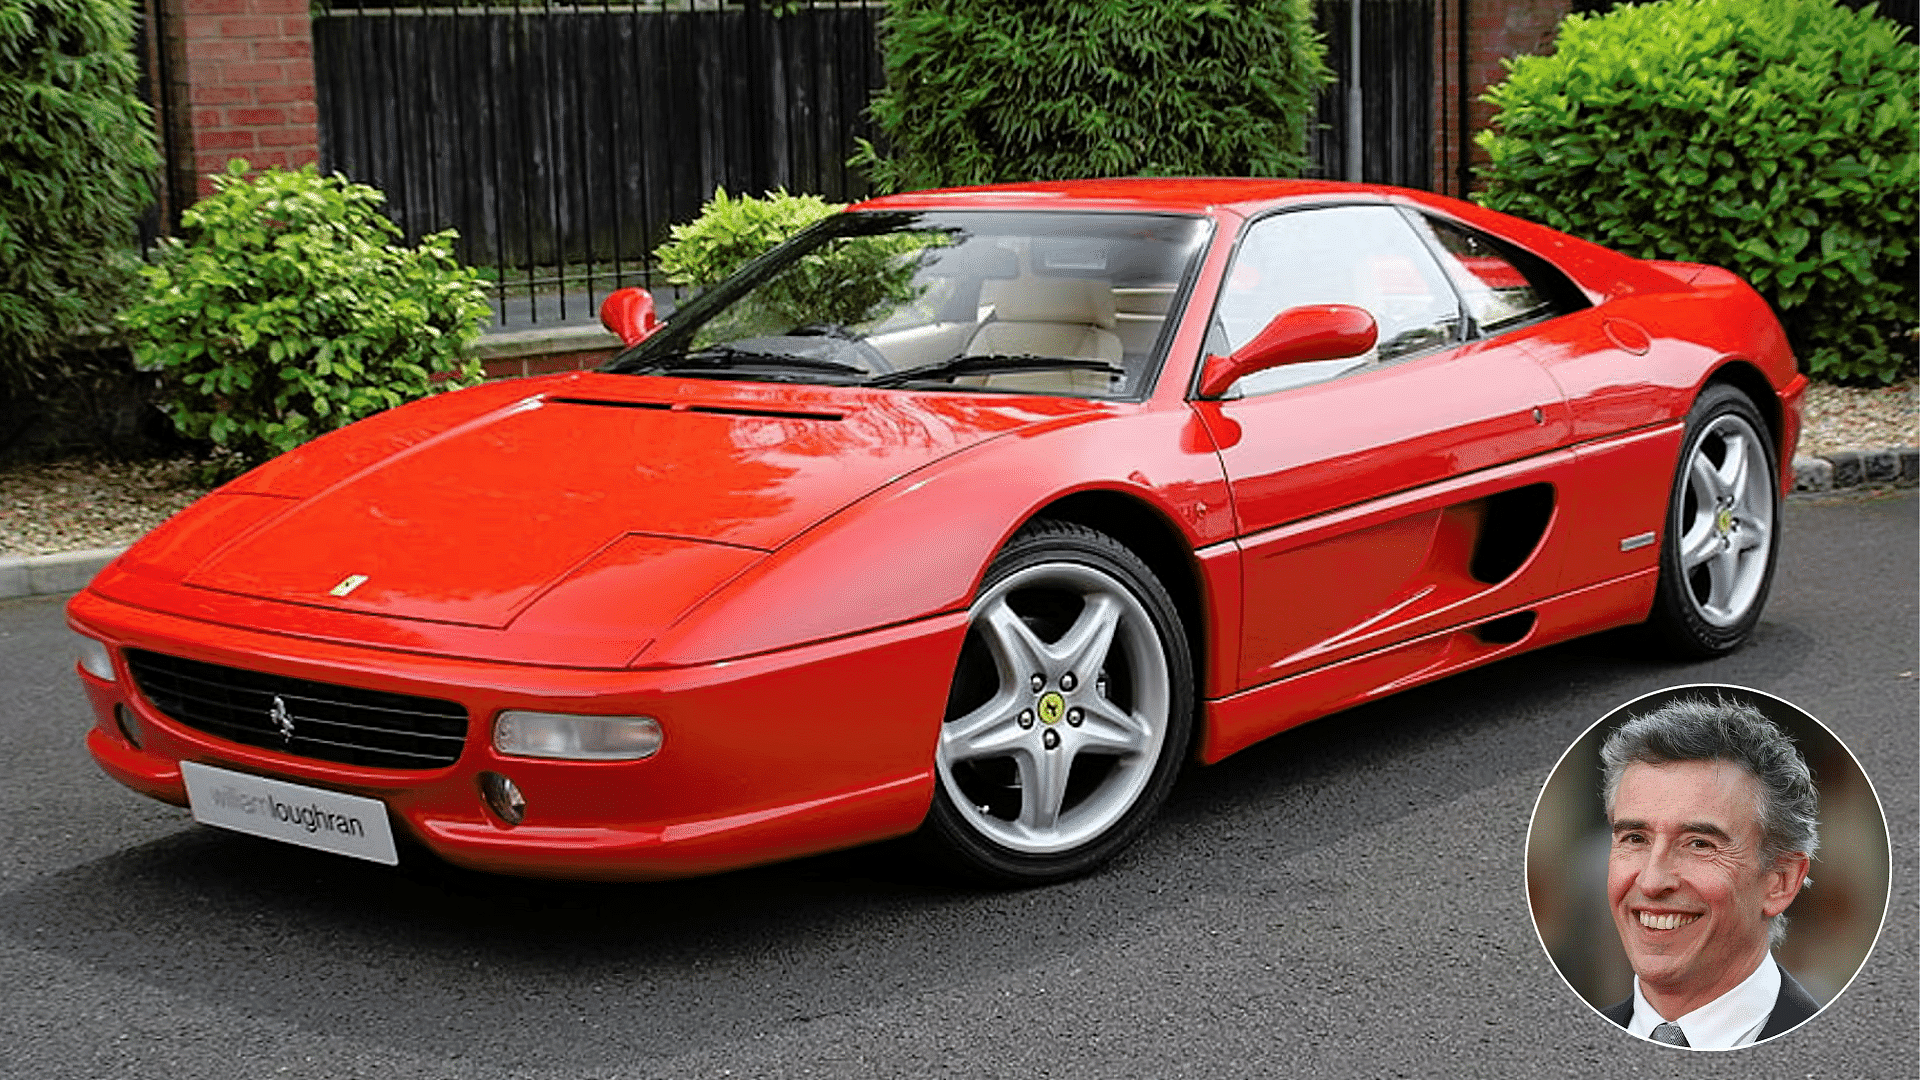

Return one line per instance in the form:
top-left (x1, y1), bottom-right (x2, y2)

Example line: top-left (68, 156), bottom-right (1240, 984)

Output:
top-left (1412, 215), bottom-right (1581, 334)
top-left (1210, 206), bottom-right (1463, 396)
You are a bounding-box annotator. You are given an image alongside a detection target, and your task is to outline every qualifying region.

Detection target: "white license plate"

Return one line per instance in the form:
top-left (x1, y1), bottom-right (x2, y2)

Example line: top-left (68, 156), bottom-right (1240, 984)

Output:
top-left (181, 761), bottom-right (399, 866)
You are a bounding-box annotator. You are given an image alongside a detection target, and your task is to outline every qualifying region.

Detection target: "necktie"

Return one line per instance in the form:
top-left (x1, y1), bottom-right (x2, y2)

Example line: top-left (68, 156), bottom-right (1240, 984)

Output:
top-left (1649, 1022), bottom-right (1690, 1047)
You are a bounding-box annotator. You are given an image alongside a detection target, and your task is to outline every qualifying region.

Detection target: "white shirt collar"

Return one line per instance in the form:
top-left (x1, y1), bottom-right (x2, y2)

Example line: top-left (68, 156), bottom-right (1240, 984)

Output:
top-left (1628, 953), bottom-right (1781, 1049)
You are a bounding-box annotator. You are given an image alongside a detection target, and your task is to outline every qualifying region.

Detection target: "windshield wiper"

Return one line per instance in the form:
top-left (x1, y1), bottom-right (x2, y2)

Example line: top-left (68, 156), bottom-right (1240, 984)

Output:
top-left (866, 353), bottom-right (1124, 389)
top-left (628, 345), bottom-right (871, 378)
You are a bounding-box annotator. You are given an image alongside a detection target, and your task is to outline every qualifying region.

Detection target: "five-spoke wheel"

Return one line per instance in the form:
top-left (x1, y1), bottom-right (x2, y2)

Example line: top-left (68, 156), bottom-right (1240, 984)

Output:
top-left (1647, 383), bottom-right (1780, 656)
top-left (925, 520), bottom-right (1192, 883)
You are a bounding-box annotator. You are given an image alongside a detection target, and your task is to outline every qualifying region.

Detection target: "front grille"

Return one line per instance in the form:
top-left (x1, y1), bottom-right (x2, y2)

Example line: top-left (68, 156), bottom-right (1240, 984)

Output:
top-left (125, 649), bottom-right (469, 769)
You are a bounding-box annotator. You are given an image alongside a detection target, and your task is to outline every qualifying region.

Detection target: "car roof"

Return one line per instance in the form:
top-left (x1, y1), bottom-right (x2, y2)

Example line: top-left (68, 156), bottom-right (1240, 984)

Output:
top-left (850, 177), bottom-right (1397, 217)
top-left (853, 177), bottom-right (1684, 303)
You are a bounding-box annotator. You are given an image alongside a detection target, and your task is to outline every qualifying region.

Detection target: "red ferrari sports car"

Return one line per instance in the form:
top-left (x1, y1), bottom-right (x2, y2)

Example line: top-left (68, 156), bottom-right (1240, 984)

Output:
top-left (70, 178), bottom-right (1803, 883)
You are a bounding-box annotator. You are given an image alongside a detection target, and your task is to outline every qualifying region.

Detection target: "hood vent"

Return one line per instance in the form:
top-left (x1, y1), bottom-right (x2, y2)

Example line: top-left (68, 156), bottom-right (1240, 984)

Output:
top-left (548, 397), bottom-right (669, 411)
top-left (685, 404), bottom-right (843, 422)
top-left (548, 397), bottom-right (841, 422)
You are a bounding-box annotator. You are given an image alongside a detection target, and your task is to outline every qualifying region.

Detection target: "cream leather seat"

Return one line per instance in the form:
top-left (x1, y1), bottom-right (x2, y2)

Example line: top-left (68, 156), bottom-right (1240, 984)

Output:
top-left (959, 277), bottom-right (1123, 393)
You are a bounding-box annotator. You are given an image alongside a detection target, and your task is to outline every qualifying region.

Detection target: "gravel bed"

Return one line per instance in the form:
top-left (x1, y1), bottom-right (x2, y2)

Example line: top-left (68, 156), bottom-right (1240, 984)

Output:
top-left (1796, 378), bottom-right (1917, 456)
top-left (0, 458), bottom-right (213, 558)
top-left (1, 381), bottom-right (1913, 558)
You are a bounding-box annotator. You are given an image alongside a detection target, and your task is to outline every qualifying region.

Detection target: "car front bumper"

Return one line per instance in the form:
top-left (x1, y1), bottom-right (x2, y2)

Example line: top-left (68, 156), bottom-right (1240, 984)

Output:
top-left (70, 587), bottom-right (962, 880)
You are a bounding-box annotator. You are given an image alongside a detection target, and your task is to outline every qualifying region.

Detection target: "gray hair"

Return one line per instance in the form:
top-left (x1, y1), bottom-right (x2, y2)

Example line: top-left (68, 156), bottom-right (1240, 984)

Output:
top-left (1599, 696), bottom-right (1818, 948)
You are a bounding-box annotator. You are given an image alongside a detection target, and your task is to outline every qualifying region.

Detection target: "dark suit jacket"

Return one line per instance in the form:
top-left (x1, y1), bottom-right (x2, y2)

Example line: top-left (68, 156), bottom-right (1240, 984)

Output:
top-left (1601, 966), bottom-right (1822, 1044)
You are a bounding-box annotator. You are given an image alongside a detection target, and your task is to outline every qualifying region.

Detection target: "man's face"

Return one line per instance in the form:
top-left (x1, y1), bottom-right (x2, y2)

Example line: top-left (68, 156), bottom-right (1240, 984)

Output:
top-left (1607, 759), bottom-right (1803, 1014)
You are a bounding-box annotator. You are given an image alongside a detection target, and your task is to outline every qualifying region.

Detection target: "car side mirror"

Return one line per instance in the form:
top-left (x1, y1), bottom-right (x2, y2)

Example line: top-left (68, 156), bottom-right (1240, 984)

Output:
top-left (600, 287), bottom-right (661, 346)
top-left (1196, 303), bottom-right (1378, 399)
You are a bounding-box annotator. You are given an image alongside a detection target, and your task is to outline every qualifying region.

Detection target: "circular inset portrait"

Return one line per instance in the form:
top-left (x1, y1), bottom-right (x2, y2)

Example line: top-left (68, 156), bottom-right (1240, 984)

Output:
top-left (1528, 685), bottom-right (1889, 1050)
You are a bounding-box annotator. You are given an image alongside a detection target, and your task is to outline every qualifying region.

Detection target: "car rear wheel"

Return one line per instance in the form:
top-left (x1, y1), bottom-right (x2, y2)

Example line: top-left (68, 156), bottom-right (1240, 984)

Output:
top-left (1645, 382), bottom-right (1779, 657)
top-left (925, 519), bottom-right (1193, 884)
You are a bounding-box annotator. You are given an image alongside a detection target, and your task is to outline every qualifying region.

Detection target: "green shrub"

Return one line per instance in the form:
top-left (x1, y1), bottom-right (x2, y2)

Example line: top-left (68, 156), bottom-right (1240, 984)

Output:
top-left (1476, 0), bottom-right (1918, 383)
top-left (653, 187), bottom-right (843, 289)
top-left (120, 161), bottom-right (491, 474)
top-left (855, 0), bottom-right (1331, 192)
top-left (0, 0), bottom-right (158, 392)
top-left (655, 187), bottom-right (941, 342)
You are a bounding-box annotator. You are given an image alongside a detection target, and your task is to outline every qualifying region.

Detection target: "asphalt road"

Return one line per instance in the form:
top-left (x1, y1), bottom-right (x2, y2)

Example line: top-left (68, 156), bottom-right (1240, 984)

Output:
top-left (1, 491), bottom-right (1912, 1080)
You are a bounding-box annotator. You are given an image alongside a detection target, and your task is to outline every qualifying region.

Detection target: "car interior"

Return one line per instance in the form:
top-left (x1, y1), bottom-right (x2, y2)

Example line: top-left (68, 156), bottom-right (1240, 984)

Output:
top-left (863, 235), bottom-right (1181, 397)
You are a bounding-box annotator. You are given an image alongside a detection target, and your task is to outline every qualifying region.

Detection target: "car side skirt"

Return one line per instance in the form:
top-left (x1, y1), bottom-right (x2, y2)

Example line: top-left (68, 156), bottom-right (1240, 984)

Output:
top-left (1197, 567), bottom-right (1658, 764)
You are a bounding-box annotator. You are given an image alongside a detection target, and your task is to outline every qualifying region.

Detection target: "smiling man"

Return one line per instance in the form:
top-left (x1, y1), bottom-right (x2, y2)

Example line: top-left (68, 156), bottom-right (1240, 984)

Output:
top-left (1598, 697), bottom-right (1821, 1048)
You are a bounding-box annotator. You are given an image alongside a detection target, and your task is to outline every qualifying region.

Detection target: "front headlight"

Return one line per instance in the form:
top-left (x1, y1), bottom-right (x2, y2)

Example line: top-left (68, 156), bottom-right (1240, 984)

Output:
top-left (492, 711), bottom-right (663, 761)
top-left (76, 635), bottom-right (115, 682)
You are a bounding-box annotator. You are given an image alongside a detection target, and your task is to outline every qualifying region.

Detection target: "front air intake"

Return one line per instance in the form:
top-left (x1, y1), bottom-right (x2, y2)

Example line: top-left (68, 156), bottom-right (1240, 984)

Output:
top-left (125, 650), bottom-right (468, 770)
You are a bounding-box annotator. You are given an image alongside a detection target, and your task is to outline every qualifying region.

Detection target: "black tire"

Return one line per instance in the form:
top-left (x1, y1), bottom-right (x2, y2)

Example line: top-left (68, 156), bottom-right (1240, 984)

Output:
top-left (922, 519), bottom-right (1194, 885)
top-left (1644, 382), bottom-right (1780, 658)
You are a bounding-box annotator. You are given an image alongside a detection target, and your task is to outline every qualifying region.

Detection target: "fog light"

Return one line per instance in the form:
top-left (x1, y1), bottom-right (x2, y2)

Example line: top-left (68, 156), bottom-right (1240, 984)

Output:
top-left (478, 771), bottom-right (526, 826)
top-left (493, 711), bottom-right (662, 761)
top-left (113, 704), bottom-right (142, 749)
top-left (77, 636), bottom-right (115, 681)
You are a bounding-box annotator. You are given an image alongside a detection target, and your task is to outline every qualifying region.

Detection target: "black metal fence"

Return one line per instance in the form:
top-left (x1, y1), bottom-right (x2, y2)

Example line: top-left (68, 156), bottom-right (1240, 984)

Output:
top-left (132, 0), bottom-right (177, 248)
top-left (315, 1), bottom-right (886, 327)
top-left (314, 1), bottom-right (1440, 329)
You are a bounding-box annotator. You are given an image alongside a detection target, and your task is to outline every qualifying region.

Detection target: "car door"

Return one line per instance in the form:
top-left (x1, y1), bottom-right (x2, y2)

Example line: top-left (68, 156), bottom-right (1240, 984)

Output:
top-left (1187, 204), bottom-right (1579, 691)
top-left (1415, 209), bottom-right (1686, 602)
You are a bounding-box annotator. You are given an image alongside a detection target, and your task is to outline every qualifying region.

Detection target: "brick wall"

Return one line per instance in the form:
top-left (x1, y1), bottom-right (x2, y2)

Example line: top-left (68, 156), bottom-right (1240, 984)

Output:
top-left (160, 0), bottom-right (319, 204)
top-left (1433, 0), bottom-right (1573, 197)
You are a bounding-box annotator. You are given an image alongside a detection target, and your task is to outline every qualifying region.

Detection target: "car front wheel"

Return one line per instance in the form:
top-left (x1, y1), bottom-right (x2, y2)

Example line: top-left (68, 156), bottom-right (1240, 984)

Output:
top-left (925, 519), bottom-right (1193, 884)
top-left (1645, 382), bottom-right (1780, 657)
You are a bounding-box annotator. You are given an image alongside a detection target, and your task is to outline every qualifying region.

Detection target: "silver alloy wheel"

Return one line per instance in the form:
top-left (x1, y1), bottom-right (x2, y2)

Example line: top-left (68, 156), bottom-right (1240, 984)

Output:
top-left (935, 561), bottom-right (1170, 856)
top-left (1674, 411), bottom-right (1773, 627)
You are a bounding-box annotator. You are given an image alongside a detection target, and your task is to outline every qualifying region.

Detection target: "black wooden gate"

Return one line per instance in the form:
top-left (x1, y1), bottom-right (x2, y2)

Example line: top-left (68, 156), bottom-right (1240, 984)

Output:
top-left (314, 1), bottom-right (1439, 328)
top-left (315, 1), bottom-right (886, 326)
top-left (1315, 0), bottom-right (1434, 192)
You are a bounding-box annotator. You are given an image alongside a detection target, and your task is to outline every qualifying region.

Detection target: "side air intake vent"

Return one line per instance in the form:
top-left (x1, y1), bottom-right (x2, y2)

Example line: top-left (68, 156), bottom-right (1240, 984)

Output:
top-left (1473, 611), bottom-right (1537, 645)
top-left (1469, 484), bottom-right (1555, 584)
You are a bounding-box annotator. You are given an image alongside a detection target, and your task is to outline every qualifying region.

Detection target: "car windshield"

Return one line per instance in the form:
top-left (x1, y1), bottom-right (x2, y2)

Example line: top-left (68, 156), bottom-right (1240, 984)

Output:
top-left (607, 210), bottom-right (1211, 399)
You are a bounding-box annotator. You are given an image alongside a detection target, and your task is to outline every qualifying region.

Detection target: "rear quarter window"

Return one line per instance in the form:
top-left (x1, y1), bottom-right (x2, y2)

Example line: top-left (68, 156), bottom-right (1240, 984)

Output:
top-left (1410, 213), bottom-right (1589, 335)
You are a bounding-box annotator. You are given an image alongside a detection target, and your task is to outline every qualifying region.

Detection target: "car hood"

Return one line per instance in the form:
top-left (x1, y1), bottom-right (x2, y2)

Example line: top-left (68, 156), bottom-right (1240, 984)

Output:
top-left (98, 373), bottom-right (1101, 665)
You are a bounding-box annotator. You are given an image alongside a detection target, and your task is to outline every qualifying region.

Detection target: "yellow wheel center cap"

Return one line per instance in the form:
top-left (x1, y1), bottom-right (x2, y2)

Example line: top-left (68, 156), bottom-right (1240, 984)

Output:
top-left (1037, 691), bottom-right (1067, 725)
top-left (1716, 507), bottom-right (1734, 535)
